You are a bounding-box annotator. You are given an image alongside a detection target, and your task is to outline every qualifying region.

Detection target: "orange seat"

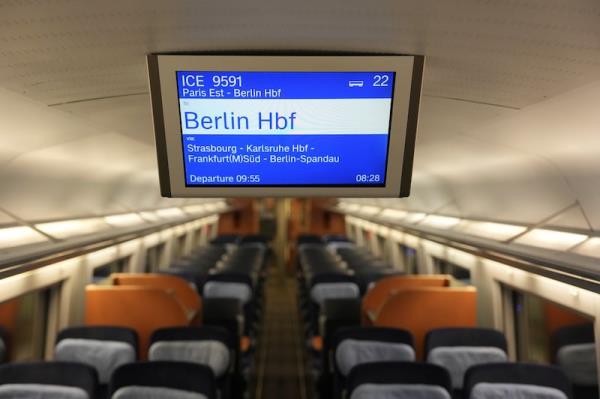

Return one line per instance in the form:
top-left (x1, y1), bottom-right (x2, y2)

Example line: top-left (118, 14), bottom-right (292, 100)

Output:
top-left (362, 275), bottom-right (450, 325)
top-left (85, 285), bottom-right (190, 359)
top-left (373, 286), bottom-right (477, 359)
top-left (112, 273), bottom-right (202, 324)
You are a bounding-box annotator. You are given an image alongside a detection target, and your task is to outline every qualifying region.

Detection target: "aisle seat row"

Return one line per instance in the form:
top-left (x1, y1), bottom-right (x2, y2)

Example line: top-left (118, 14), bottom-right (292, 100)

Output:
top-left (296, 235), bottom-right (598, 399)
top-left (0, 361), bottom-right (218, 399)
top-left (0, 234), bottom-right (269, 399)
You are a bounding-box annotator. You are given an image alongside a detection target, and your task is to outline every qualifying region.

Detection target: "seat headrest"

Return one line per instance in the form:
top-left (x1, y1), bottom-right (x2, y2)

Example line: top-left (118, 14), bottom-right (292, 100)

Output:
top-left (109, 361), bottom-right (215, 399)
top-left (336, 339), bottom-right (415, 377)
top-left (350, 384), bottom-right (451, 399)
top-left (0, 362), bottom-right (97, 397)
top-left (112, 386), bottom-right (208, 399)
top-left (347, 362), bottom-right (452, 396)
top-left (0, 383), bottom-right (89, 399)
top-left (55, 339), bottom-right (136, 384)
top-left (149, 341), bottom-right (230, 378)
top-left (57, 326), bottom-right (139, 357)
top-left (150, 326), bottom-right (234, 349)
top-left (469, 383), bottom-right (568, 399)
top-left (556, 343), bottom-right (598, 386)
top-left (310, 283), bottom-right (360, 306)
top-left (427, 346), bottom-right (508, 389)
top-left (464, 363), bottom-right (572, 399)
top-left (203, 281), bottom-right (252, 305)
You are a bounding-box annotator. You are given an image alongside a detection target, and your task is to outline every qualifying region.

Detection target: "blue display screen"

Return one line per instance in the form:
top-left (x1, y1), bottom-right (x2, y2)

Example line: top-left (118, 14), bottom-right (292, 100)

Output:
top-left (176, 71), bottom-right (395, 186)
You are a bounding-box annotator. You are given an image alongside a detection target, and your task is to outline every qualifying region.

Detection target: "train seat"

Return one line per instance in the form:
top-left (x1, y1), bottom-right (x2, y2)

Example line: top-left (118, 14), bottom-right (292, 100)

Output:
top-left (361, 275), bottom-right (450, 325)
top-left (109, 361), bottom-right (215, 399)
top-left (0, 362), bottom-right (97, 399)
top-left (202, 273), bottom-right (255, 336)
top-left (552, 323), bottom-right (598, 398)
top-left (85, 286), bottom-right (190, 358)
top-left (346, 361), bottom-right (452, 399)
top-left (372, 287), bottom-right (477, 359)
top-left (54, 326), bottom-right (138, 394)
top-left (464, 363), bottom-right (573, 399)
top-left (327, 327), bottom-right (415, 399)
top-left (306, 274), bottom-right (360, 337)
top-left (112, 274), bottom-right (202, 324)
top-left (149, 326), bottom-right (236, 399)
top-left (425, 327), bottom-right (508, 391)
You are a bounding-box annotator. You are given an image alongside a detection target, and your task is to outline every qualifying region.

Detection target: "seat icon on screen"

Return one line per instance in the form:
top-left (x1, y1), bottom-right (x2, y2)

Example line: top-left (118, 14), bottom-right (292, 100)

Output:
top-left (348, 80), bottom-right (364, 88)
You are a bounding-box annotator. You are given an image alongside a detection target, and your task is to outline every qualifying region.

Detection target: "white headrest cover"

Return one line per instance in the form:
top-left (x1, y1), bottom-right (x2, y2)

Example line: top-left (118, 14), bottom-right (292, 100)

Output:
top-left (336, 339), bottom-right (415, 377)
top-left (310, 283), bottom-right (359, 306)
top-left (203, 282), bottom-right (251, 305)
top-left (557, 343), bottom-right (598, 386)
top-left (112, 386), bottom-right (207, 399)
top-left (350, 384), bottom-right (451, 399)
top-left (0, 384), bottom-right (89, 399)
top-left (427, 346), bottom-right (507, 389)
top-left (54, 338), bottom-right (135, 384)
top-left (149, 340), bottom-right (230, 378)
top-left (470, 383), bottom-right (568, 399)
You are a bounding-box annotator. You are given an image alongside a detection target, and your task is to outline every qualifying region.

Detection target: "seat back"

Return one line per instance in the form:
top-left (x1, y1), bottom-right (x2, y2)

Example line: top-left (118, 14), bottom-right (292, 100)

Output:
top-left (552, 323), bottom-right (598, 388)
top-left (347, 362), bottom-right (452, 399)
top-left (464, 363), bottom-right (572, 399)
top-left (332, 327), bottom-right (416, 378)
top-left (149, 326), bottom-right (234, 379)
top-left (0, 362), bottom-right (97, 399)
top-left (425, 328), bottom-right (508, 389)
top-left (112, 274), bottom-right (202, 322)
top-left (203, 281), bottom-right (252, 305)
top-left (109, 361), bottom-right (215, 399)
top-left (362, 275), bottom-right (450, 325)
top-left (85, 286), bottom-right (189, 359)
top-left (310, 283), bottom-right (360, 307)
top-left (55, 326), bottom-right (138, 385)
top-left (373, 287), bottom-right (477, 359)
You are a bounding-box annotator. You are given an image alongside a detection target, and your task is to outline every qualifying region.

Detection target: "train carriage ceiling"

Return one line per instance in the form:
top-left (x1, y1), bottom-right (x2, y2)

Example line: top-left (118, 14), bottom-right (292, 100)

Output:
top-left (0, 0), bottom-right (599, 227)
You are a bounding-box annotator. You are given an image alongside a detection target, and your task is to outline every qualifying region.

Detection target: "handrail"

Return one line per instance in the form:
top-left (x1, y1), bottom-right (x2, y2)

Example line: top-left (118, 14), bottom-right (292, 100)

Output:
top-left (334, 208), bottom-right (600, 293)
top-left (0, 208), bottom-right (232, 280)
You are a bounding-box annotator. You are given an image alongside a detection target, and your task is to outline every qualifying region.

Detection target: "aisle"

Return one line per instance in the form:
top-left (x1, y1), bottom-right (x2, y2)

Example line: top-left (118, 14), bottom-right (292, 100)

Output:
top-left (254, 267), bottom-right (311, 399)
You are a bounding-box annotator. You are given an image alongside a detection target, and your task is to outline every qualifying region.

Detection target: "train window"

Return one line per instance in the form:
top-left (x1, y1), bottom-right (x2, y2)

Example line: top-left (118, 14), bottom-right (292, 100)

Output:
top-left (400, 244), bottom-right (418, 274)
top-left (376, 234), bottom-right (387, 259)
top-left (433, 258), bottom-right (471, 285)
top-left (0, 288), bottom-right (52, 361)
top-left (145, 243), bottom-right (166, 272)
top-left (92, 258), bottom-right (129, 283)
top-left (175, 234), bottom-right (187, 258)
top-left (510, 289), bottom-right (597, 397)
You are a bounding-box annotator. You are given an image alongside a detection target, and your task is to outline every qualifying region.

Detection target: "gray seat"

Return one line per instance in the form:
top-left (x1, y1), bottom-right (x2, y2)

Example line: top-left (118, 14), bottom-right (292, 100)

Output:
top-left (203, 281), bottom-right (252, 305)
top-left (336, 339), bottom-right (415, 377)
top-left (148, 341), bottom-right (230, 378)
top-left (0, 384), bottom-right (89, 399)
top-left (310, 282), bottom-right (360, 306)
top-left (112, 386), bottom-right (207, 399)
top-left (470, 383), bottom-right (568, 399)
top-left (350, 383), bottom-right (451, 399)
top-left (425, 328), bottom-right (508, 389)
top-left (427, 347), bottom-right (507, 389)
top-left (556, 342), bottom-right (597, 387)
top-left (55, 339), bottom-right (135, 385)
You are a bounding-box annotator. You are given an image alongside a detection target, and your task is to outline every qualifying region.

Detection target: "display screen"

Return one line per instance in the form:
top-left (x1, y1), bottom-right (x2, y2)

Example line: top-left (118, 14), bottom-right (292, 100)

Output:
top-left (176, 71), bottom-right (395, 186)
